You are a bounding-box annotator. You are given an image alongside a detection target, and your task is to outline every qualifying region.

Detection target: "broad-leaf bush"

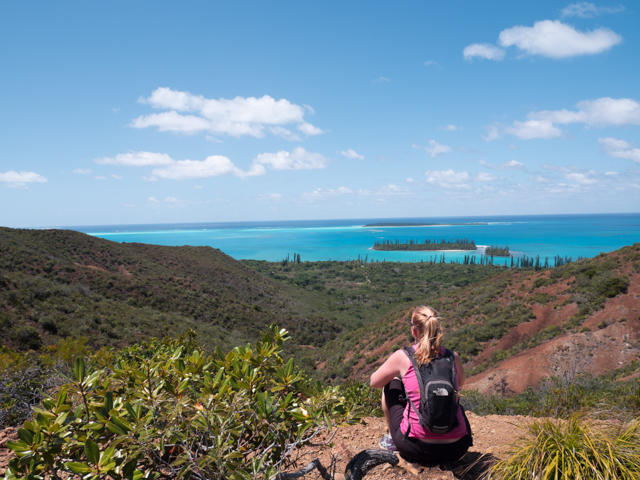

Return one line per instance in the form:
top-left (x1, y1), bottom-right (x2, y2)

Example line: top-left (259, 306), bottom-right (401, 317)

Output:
top-left (3, 326), bottom-right (362, 480)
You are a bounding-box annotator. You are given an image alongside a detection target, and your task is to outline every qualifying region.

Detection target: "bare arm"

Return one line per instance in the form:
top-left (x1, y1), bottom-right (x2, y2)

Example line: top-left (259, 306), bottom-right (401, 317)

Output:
top-left (370, 350), bottom-right (410, 389)
top-left (454, 352), bottom-right (465, 388)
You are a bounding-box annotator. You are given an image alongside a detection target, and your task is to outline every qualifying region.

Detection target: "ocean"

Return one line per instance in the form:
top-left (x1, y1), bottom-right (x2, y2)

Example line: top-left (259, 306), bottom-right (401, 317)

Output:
top-left (70, 213), bottom-right (640, 266)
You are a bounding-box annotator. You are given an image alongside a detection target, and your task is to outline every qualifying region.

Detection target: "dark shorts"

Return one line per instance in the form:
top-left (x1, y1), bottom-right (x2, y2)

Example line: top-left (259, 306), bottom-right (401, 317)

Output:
top-left (384, 379), bottom-right (471, 463)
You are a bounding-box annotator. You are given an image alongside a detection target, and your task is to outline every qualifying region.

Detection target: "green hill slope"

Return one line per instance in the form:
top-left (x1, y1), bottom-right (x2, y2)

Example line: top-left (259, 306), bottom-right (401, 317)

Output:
top-left (313, 243), bottom-right (640, 384)
top-left (0, 226), bottom-right (510, 371)
top-left (0, 227), bottom-right (340, 351)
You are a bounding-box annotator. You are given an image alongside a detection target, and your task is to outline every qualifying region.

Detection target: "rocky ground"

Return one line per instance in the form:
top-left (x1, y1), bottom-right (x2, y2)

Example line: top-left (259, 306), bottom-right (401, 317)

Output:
top-left (284, 412), bottom-right (534, 480)
top-left (0, 413), bottom-right (532, 478)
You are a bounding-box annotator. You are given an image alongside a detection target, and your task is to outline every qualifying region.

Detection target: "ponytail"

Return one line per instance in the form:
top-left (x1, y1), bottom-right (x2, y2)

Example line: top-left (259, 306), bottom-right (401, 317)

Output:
top-left (411, 306), bottom-right (444, 365)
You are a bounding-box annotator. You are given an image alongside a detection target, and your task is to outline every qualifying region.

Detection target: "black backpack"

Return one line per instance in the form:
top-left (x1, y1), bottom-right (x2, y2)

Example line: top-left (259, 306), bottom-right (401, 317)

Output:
top-left (402, 346), bottom-right (460, 437)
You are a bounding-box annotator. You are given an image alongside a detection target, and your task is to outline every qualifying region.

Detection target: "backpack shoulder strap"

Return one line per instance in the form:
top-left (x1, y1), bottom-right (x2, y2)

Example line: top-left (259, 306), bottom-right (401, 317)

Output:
top-left (401, 347), bottom-right (425, 395)
top-left (401, 346), bottom-right (423, 441)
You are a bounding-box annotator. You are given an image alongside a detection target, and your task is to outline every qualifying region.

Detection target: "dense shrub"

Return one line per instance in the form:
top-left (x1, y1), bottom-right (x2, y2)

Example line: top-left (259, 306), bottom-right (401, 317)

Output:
top-left (3, 327), bottom-right (363, 480)
top-left (12, 326), bottom-right (42, 351)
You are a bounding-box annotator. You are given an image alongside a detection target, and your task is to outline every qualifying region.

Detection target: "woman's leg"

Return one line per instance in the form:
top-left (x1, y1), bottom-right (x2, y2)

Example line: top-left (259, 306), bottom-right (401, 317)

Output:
top-left (381, 388), bottom-right (392, 433)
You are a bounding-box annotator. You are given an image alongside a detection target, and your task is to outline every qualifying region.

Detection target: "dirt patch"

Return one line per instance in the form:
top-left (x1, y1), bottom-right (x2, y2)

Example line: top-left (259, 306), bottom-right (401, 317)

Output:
top-left (286, 412), bottom-right (534, 479)
top-left (74, 263), bottom-right (108, 273)
top-left (118, 264), bottom-right (133, 277)
top-left (0, 427), bottom-right (17, 475)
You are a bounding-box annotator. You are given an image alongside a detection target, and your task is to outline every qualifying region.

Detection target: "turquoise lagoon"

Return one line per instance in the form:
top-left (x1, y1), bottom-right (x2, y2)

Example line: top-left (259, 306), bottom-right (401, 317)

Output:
top-left (70, 213), bottom-right (640, 266)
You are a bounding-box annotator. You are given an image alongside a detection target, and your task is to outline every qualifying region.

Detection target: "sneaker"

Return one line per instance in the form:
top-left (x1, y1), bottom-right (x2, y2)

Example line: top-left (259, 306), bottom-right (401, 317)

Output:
top-left (379, 434), bottom-right (397, 451)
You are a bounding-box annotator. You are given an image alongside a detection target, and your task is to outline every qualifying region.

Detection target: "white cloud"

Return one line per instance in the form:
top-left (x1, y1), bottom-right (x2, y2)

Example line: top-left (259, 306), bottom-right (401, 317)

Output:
top-left (425, 169), bottom-right (471, 189)
top-left (498, 20), bottom-right (621, 59)
top-left (504, 120), bottom-right (564, 140)
top-left (488, 97), bottom-right (640, 142)
top-left (534, 176), bottom-right (549, 183)
top-left (424, 60), bottom-right (439, 67)
top-left (561, 3), bottom-right (625, 18)
top-left (413, 140), bottom-right (452, 158)
top-left (73, 168), bottom-right (92, 174)
top-left (479, 159), bottom-right (525, 170)
top-left (475, 172), bottom-right (498, 182)
top-left (193, 185), bottom-right (203, 189)
top-left (111, 174), bottom-right (123, 179)
top-left (565, 172), bottom-right (598, 184)
top-left (530, 98), bottom-right (640, 126)
top-left (152, 155), bottom-right (265, 180)
top-left (297, 122), bottom-right (324, 136)
top-left (0, 171), bottom-right (47, 187)
top-left (253, 147), bottom-right (328, 171)
top-left (357, 184), bottom-right (413, 196)
top-left (340, 149), bottom-right (365, 160)
top-left (268, 126), bottom-right (301, 141)
top-left (439, 124), bottom-right (460, 131)
top-left (605, 171), bottom-right (618, 176)
top-left (301, 184), bottom-right (412, 201)
top-left (599, 137), bottom-right (640, 164)
top-left (485, 120), bottom-right (564, 141)
top-left (373, 77), bottom-right (391, 84)
top-left (406, 177), bottom-right (417, 184)
top-left (256, 193), bottom-right (283, 201)
top-left (131, 87), bottom-right (322, 139)
top-left (95, 151), bottom-right (174, 166)
top-left (463, 43), bottom-right (506, 61)
top-left (147, 196), bottom-right (183, 206)
top-left (482, 124), bottom-right (501, 141)
top-left (301, 187), bottom-right (353, 201)
top-left (94, 176), bottom-right (107, 180)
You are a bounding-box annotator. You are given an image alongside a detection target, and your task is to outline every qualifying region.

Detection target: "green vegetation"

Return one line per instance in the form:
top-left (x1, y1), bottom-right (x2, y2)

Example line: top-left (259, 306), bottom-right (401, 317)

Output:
top-left (313, 243), bottom-right (639, 382)
top-left (373, 237), bottom-right (476, 251)
top-left (3, 327), bottom-right (365, 480)
top-left (485, 245), bottom-right (510, 257)
top-left (488, 415), bottom-right (640, 480)
top-left (1, 227), bottom-right (639, 480)
top-left (0, 227), bottom-right (343, 355)
top-left (462, 362), bottom-right (640, 420)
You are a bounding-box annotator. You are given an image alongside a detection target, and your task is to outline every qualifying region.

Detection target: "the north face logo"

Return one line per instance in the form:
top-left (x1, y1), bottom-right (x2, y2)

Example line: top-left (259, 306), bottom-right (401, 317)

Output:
top-left (434, 388), bottom-right (449, 396)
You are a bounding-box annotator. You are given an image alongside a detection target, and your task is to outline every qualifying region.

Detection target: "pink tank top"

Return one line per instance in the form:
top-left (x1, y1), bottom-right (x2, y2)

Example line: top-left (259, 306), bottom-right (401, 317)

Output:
top-left (399, 346), bottom-right (468, 440)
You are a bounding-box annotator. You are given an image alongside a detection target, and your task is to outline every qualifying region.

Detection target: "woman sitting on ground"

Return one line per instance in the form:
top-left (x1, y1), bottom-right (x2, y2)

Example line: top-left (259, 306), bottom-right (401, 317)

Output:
top-left (370, 305), bottom-right (471, 462)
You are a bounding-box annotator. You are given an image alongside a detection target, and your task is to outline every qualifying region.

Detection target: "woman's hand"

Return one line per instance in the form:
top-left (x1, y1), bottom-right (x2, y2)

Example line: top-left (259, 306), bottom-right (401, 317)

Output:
top-left (370, 350), bottom-right (410, 388)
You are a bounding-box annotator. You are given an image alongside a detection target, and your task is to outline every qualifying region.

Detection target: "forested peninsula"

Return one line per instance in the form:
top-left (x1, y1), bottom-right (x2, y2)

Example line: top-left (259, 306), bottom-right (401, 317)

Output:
top-left (373, 237), bottom-right (477, 251)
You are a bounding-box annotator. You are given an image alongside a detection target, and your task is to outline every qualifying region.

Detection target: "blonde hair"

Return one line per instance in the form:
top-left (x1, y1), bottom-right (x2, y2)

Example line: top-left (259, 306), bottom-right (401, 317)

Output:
top-left (411, 306), bottom-right (444, 365)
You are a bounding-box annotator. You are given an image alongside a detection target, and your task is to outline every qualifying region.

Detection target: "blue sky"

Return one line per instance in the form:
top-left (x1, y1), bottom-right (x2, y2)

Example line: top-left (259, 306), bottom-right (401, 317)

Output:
top-left (1, 1), bottom-right (639, 227)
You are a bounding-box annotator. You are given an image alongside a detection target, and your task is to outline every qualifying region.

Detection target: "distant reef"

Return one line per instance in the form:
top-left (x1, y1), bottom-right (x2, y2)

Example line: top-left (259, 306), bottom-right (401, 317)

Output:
top-left (373, 237), bottom-right (477, 251)
top-left (364, 222), bottom-right (488, 227)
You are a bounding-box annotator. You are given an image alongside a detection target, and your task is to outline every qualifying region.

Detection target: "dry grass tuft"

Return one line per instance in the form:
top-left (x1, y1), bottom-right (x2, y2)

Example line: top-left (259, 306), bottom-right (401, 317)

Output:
top-left (487, 413), bottom-right (640, 480)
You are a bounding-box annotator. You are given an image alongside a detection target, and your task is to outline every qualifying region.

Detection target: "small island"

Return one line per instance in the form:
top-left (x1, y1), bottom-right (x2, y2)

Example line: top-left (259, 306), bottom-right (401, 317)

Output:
top-left (373, 237), bottom-right (477, 251)
top-left (364, 222), bottom-right (488, 227)
top-left (485, 245), bottom-right (510, 256)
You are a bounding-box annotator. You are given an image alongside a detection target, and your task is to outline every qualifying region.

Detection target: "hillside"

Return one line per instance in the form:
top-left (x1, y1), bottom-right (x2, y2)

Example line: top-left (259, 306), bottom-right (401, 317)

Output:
top-left (0, 228), bottom-right (501, 358)
top-left (0, 227), bottom-right (342, 352)
top-left (316, 243), bottom-right (640, 392)
top-left (4, 226), bottom-right (638, 395)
